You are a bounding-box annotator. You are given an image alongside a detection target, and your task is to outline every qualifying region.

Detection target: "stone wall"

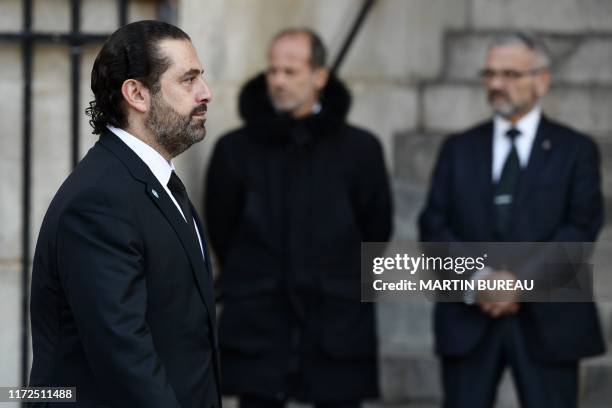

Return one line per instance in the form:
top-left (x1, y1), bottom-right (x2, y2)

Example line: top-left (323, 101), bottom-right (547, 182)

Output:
top-left (0, 1), bottom-right (611, 406)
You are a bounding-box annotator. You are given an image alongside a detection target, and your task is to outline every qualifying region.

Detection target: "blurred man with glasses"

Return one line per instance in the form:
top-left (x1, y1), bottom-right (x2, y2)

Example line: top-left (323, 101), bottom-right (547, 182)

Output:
top-left (419, 32), bottom-right (605, 408)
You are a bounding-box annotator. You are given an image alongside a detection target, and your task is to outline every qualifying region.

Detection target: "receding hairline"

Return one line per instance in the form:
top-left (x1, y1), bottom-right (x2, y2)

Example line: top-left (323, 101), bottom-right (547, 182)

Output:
top-left (269, 31), bottom-right (312, 53)
top-left (268, 28), bottom-right (327, 68)
top-left (487, 32), bottom-right (551, 69)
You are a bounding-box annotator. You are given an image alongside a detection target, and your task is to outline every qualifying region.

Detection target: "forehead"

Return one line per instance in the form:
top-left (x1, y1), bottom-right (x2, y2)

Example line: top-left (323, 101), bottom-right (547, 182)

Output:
top-left (157, 38), bottom-right (202, 76)
top-left (485, 43), bottom-right (536, 68)
top-left (268, 34), bottom-right (311, 65)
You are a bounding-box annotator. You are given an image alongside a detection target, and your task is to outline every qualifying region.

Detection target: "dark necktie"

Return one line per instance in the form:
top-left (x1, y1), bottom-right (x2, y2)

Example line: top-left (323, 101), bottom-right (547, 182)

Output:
top-left (494, 128), bottom-right (521, 240)
top-left (167, 170), bottom-right (195, 229)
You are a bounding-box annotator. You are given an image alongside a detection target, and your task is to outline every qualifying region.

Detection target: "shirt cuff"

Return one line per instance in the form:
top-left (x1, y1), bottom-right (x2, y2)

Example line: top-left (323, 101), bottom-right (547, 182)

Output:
top-left (463, 266), bottom-right (494, 305)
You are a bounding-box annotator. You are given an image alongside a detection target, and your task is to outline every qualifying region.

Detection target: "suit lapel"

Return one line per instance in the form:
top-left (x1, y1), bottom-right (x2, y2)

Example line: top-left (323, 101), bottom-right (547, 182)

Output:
top-left (98, 131), bottom-right (217, 321)
top-left (191, 206), bottom-right (217, 325)
top-left (145, 186), bottom-right (217, 319)
top-left (191, 207), bottom-right (222, 400)
top-left (473, 122), bottom-right (496, 239)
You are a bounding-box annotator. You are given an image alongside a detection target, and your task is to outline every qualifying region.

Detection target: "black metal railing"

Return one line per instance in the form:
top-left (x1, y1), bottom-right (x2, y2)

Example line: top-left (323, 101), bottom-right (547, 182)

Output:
top-left (0, 0), bottom-right (129, 389)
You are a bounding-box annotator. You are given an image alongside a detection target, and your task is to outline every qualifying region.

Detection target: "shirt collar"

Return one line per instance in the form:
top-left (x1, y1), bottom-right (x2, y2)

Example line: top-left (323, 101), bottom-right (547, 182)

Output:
top-left (107, 125), bottom-right (175, 187)
top-left (494, 105), bottom-right (542, 140)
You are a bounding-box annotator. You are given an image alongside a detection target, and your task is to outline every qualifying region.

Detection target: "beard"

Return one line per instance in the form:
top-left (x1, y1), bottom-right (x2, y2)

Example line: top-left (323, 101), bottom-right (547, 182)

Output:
top-left (487, 89), bottom-right (535, 120)
top-left (269, 91), bottom-right (301, 113)
top-left (267, 84), bottom-right (312, 115)
top-left (145, 92), bottom-right (207, 158)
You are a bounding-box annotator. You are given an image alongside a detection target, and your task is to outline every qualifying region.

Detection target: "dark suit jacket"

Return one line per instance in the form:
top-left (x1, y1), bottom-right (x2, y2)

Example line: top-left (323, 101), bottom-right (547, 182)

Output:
top-left (419, 116), bottom-right (606, 362)
top-left (28, 131), bottom-right (221, 407)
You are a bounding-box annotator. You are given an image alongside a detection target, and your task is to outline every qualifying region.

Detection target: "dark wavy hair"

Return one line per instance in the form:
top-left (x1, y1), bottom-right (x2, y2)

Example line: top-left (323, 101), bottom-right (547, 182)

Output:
top-left (86, 20), bottom-right (190, 134)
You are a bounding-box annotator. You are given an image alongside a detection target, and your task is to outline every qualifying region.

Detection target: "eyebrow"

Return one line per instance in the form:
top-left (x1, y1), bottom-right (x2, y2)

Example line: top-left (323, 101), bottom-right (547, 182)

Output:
top-left (179, 68), bottom-right (203, 79)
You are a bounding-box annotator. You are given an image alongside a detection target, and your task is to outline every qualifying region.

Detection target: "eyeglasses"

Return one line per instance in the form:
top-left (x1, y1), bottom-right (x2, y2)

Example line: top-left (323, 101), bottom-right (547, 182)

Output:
top-left (479, 68), bottom-right (547, 81)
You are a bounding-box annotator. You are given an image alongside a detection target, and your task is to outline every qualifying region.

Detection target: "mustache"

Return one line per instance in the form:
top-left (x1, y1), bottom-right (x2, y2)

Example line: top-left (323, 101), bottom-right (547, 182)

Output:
top-left (191, 104), bottom-right (208, 116)
top-left (488, 90), bottom-right (509, 99)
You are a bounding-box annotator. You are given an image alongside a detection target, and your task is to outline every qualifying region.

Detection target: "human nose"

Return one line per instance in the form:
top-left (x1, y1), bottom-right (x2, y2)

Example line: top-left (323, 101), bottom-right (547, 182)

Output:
top-left (486, 74), bottom-right (507, 90)
top-left (268, 70), bottom-right (286, 87)
top-left (196, 78), bottom-right (212, 104)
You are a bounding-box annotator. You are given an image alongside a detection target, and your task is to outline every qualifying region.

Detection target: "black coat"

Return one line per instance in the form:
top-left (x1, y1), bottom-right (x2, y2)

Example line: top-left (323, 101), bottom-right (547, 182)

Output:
top-left (419, 117), bottom-right (605, 361)
top-left (205, 74), bottom-right (393, 402)
top-left (29, 132), bottom-right (221, 407)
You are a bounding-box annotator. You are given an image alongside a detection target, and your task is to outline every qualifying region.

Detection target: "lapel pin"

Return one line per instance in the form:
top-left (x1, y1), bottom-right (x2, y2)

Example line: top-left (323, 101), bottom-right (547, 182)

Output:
top-left (542, 140), bottom-right (551, 150)
top-left (151, 189), bottom-right (159, 198)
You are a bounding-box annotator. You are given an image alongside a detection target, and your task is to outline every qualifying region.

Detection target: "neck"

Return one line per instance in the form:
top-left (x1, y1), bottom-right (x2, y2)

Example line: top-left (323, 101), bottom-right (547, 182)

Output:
top-left (124, 121), bottom-right (173, 163)
top-left (290, 100), bottom-right (317, 119)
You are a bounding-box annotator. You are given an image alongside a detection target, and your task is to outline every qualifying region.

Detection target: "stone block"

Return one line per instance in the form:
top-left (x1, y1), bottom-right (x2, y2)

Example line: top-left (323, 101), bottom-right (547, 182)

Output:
top-left (592, 240), bottom-right (612, 302)
top-left (443, 33), bottom-right (490, 82)
top-left (471, 0), bottom-right (612, 33)
top-left (595, 301), bottom-right (612, 344)
top-left (422, 83), bottom-right (490, 134)
top-left (32, 45), bottom-right (71, 255)
top-left (0, 159), bottom-right (21, 263)
top-left (379, 353), bottom-right (440, 402)
top-left (554, 37), bottom-right (612, 84)
top-left (128, 0), bottom-right (158, 23)
top-left (582, 355), bottom-right (612, 407)
top-left (347, 82), bottom-right (419, 170)
top-left (0, 264), bottom-right (21, 388)
top-left (221, 397), bottom-right (237, 408)
top-left (81, 0), bottom-right (119, 34)
top-left (0, 0), bottom-right (21, 32)
top-left (495, 370), bottom-right (520, 408)
top-left (544, 87), bottom-right (612, 137)
top-left (392, 181), bottom-right (427, 241)
top-left (445, 33), bottom-right (612, 85)
top-left (592, 137), bottom-right (612, 195)
top-left (394, 132), bottom-right (446, 186)
top-left (339, 0), bottom-right (469, 80)
top-left (377, 300), bottom-right (434, 356)
top-left (0, 44), bottom-right (23, 261)
top-left (33, 0), bottom-right (69, 32)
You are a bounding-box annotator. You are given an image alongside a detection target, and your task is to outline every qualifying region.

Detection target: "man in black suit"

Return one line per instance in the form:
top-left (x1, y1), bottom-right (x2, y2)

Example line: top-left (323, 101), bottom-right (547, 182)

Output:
top-left (28, 21), bottom-right (220, 407)
top-left (419, 32), bottom-right (605, 408)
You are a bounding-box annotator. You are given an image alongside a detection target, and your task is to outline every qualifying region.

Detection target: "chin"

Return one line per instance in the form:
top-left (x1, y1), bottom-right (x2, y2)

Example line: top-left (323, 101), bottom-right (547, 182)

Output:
top-left (492, 104), bottom-right (516, 119)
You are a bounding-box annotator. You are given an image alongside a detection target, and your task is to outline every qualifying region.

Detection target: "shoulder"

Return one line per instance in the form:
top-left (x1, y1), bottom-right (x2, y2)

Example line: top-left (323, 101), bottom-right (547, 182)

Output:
top-left (431, 120), bottom-right (492, 160)
top-left (541, 117), bottom-right (598, 152)
top-left (53, 144), bottom-right (142, 221)
top-left (342, 124), bottom-right (384, 153)
top-left (211, 127), bottom-right (252, 154)
top-left (445, 120), bottom-right (492, 148)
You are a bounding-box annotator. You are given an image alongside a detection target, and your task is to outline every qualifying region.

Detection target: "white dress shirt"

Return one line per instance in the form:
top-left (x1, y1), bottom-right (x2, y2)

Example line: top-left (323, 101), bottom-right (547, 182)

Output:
top-left (492, 105), bottom-right (542, 182)
top-left (107, 125), bottom-right (205, 258)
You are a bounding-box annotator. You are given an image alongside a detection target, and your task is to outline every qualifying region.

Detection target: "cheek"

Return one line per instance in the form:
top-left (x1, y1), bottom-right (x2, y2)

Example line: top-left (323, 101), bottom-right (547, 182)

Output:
top-left (517, 84), bottom-right (537, 101)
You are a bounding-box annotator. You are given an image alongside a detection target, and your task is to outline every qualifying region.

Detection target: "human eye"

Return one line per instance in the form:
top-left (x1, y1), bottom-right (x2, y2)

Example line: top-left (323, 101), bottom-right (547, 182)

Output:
top-left (479, 69), bottom-right (495, 79)
top-left (503, 70), bottom-right (523, 80)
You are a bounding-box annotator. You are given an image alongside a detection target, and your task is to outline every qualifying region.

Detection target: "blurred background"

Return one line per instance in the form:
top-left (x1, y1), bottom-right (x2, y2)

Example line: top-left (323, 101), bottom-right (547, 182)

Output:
top-left (1, 0), bottom-right (611, 407)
